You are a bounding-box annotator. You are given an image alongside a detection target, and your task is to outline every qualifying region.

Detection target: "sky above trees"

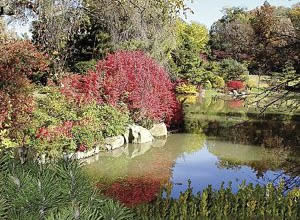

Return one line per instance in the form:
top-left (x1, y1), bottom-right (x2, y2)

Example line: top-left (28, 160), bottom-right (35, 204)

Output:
top-left (5, 0), bottom-right (300, 37)
top-left (184, 0), bottom-right (299, 27)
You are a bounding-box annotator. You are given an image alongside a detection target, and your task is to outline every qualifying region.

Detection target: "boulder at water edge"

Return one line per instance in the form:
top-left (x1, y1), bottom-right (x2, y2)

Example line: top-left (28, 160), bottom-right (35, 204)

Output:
top-left (129, 125), bottom-right (154, 144)
top-left (150, 123), bottom-right (168, 138)
top-left (104, 135), bottom-right (125, 150)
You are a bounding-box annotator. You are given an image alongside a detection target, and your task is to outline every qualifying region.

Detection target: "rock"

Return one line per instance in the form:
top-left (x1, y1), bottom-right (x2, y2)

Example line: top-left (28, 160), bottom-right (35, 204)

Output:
top-left (123, 128), bottom-right (130, 144)
top-left (129, 125), bottom-right (154, 144)
top-left (241, 91), bottom-right (247, 95)
top-left (104, 135), bottom-right (125, 150)
top-left (150, 123), bottom-right (168, 138)
top-left (233, 90), bottom-right (239, 96)
top-left (229, 91), bottom-right (233, 95)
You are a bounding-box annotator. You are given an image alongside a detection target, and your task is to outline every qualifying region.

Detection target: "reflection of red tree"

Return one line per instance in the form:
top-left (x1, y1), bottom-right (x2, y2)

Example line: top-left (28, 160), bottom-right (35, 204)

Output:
top-left (97, 150), bottom-right (175, 207)
top-left (103, 177), bottom-right (161, 207)
top-left (227, 99), bottom-right (244, 109)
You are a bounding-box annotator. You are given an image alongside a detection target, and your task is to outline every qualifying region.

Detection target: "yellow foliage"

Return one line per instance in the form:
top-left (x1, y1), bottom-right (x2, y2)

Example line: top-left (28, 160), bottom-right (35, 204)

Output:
top-left (246, 78), bottom-right (258, 89)
top-left (175, 20), bottom-right (209, 52)
top-left (176, 83), bottom-right (198, 95)
top-left (177, 95), bottom-right (197, 104)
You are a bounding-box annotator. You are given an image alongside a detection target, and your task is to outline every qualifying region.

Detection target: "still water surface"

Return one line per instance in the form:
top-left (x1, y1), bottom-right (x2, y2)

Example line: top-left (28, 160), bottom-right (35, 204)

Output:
top-left (85, 134), bottom-right (300, 200)
top-left (85, 96), bottom-right (300, 205)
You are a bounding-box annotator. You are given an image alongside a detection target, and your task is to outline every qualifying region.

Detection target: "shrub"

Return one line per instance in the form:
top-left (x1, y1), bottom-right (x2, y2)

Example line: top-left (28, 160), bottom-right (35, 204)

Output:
top-left (31, 87), bottom-right (129, 156)
top-left (213, 76), bottom-right (225, 88)
top-left (89, 104), bottom-right (130, 138)
top-left (0, 41), bottom-right (49, 152)
top-left (74, 59), bottom-right (97, 74)
top-left (30, 87), bottom-right (79, 155)
top-left (226, 80), bottom-right (245, 91)
top-left (60, 72), bottom-right (101, 106)
top-left (134, 182), bottom-right (300, 219)
top-left (0, 155), bottom-right (134, 219)
top-left (94, 51), bottom-right (181, 126)
top-left (246, 78), bottom-right (258, 89)
top-left (176, 83), bottom-right (198, 95)
top-left (218, 59), bottom-right (249, 81)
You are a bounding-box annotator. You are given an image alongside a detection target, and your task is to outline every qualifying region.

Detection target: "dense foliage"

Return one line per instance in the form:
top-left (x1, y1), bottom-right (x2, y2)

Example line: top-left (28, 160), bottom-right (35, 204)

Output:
top-left (135, 181), bottom-right (300, 219)
top-left (31, 87), bottom-right (130, 157)
top-left (93, 51), bottom-right (181, 126)
top-left (0, 41), bottom-right (49, 152)
top-left (0, 154), bottom-right (134, 219)
top-left (1, 1), bottom-right (299, 218)
top-left (170, 20), bottom-right (209, 82)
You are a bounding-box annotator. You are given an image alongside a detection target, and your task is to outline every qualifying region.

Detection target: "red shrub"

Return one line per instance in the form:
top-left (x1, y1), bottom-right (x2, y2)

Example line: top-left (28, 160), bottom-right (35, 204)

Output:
top-left (0, 41), bottom-right (48, 142)
top-left (60, 51), bottom-right (182, 125)
top-left (95, 51), bottom-right (181, 125)
top-left (226, 80), bottom-right (245, 91)
top-left (60, 72), bottom-right (101, 106)
top-left (36, 121), bottom-right (74, 141)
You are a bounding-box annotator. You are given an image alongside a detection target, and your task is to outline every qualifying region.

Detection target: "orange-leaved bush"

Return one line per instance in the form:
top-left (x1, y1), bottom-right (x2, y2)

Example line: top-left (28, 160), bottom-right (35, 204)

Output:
top-left (96, 51), bottom-right (181, 125)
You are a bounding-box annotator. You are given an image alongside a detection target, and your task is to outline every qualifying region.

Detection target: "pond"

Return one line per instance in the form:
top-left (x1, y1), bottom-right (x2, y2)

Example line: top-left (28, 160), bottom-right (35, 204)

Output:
top-left (84, 95), bottom-right (300, 206)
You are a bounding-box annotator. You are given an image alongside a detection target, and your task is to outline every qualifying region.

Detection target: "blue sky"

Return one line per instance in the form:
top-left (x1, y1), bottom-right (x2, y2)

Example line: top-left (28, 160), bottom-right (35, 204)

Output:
top-left (7, 0), bottom-right (299, 36)
top-left (184, 0), bottom-right (299, 28)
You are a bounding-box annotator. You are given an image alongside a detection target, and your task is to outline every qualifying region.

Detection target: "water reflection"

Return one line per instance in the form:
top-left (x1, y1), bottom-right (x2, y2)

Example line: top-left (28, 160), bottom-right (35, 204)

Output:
top-left (84, 134), bottom-right (300, 206)
top-left (184, 97), bottom-right (300, 148)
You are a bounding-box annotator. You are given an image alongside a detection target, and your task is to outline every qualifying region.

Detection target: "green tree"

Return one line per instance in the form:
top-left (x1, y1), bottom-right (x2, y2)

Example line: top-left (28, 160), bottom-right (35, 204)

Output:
top-left (170, 20), bottom-right (209, 82)
top-left (209, 7), bottom-right (255, 61)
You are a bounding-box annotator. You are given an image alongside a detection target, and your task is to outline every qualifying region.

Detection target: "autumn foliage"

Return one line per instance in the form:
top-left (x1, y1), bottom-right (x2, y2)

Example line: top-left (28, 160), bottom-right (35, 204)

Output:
top-left (61, 51), bottom-right (181, 125)
top-left (98, 51), bottom-right (181, 124)
top-left (226, 80), bottom-right (245, 91)
top-left (60, 72), bottom-right (101, 106)
top-left (0, 41), bottom-right (49, 137)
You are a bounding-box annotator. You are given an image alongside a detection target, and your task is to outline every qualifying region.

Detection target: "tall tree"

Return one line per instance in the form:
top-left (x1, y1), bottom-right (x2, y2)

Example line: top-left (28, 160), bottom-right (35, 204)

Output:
top-left (209, 7), bottom-right (255, 61)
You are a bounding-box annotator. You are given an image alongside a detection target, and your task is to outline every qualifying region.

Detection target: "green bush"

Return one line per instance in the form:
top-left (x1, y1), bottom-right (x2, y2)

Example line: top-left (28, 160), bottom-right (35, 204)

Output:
top-left (29, 87), bottom-right (130, 156)
top-left (30, 87), bottom-right (78, 156)
top-left (74, 59), bottom-right (97, 74)
top-left (80, 104), bottom-right (130, 139)
top-left (213, 76), bottom-right (225, 88)
top-left (218, 59), bottom-right (249, 81)
top-left (176, 84), bottom-right (198, 95)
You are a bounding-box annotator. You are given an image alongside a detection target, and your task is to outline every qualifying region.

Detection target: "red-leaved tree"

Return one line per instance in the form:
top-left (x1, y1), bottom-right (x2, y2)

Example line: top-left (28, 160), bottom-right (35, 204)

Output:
top-left (60, 51), bottom-right (182, 126)
top-left (96, 51), bottom-right (181, 125)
